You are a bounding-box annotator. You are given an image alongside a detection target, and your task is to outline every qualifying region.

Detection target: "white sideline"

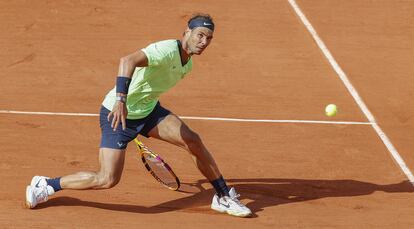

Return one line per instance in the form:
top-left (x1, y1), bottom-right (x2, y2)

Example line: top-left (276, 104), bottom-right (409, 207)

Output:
top-left (288, 0), bottom-right (414, 185)
top-left (0, 109), bottom-right (371, 125)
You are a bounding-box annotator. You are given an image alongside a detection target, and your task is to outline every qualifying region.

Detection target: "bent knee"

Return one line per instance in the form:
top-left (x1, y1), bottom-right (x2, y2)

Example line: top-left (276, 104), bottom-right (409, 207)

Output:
top-left (182, 131), bottom-right (202, 149)
top-left (98, 175), bottom-right (121, 189)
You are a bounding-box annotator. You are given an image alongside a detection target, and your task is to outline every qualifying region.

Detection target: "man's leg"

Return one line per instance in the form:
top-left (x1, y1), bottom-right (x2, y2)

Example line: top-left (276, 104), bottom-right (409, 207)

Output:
top-left (26, 148), bottom-right (126, 208)
top-left (146, 113), bottom-right (221, 182)
top-left (26, 105), bottom-right (135, 209)
top-left (146, 113), bottom-right (252, 217)
top-left (60, 148), bottom-right (126, 189)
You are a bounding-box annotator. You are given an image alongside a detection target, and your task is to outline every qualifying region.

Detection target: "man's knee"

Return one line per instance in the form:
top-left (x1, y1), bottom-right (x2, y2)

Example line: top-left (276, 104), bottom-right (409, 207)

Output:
top-left (183, 130), bottom-right (202, 149)
top-left (98, 174), bottom-right (121, 189)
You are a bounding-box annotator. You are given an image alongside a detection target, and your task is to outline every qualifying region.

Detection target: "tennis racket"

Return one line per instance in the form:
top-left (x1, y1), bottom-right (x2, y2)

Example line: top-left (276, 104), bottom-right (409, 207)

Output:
top-left (133, 138), bottom-right (180, 191)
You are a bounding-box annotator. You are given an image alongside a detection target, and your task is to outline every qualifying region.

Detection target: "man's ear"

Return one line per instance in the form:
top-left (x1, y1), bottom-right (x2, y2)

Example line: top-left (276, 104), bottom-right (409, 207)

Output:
top-left (185, 27), bottom-right (191, 35)
top-left (182, 28), bottom-right (191, 37)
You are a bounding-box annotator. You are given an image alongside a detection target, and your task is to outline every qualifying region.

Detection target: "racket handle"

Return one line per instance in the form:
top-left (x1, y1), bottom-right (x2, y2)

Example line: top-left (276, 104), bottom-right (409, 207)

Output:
top-left (134, 138), bottom-right (144, 150)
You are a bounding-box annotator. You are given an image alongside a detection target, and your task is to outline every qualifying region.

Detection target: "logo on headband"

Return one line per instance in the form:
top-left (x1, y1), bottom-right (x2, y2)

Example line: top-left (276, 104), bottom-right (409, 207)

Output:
top-left (189, 18), bottom-right (215, 31)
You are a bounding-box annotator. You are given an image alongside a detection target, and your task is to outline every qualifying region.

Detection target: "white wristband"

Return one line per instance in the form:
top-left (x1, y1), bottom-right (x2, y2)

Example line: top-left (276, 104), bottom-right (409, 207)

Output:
top-left (116, 95), bottom-right (126, 103)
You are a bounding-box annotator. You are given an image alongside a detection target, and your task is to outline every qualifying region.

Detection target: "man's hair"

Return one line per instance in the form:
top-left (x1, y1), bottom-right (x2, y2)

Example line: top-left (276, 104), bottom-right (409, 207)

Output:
top-left (187, 13), bottom-right (214, 25)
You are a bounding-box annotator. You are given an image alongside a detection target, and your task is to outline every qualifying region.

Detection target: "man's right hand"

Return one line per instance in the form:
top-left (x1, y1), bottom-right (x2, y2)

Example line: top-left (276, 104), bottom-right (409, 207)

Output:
top-left (107, 101), bottom-right (128, 131)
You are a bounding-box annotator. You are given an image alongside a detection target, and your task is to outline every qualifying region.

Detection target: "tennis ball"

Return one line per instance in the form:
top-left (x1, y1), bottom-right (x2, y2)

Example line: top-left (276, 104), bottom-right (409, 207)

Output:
top-left (325, 104), bottom-right (338, 117)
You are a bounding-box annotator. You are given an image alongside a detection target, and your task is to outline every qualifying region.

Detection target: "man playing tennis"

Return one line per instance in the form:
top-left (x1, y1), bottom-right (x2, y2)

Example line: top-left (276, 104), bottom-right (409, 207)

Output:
top-left (25, 13), bottom-right (252, 217)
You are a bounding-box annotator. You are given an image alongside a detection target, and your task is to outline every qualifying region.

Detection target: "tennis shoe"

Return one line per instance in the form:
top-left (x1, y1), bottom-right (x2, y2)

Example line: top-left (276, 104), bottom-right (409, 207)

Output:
top-left (30, 175), bottom-right (50, 188)
top-left (211, 187), bottom-right (252, 217)
top-left (25, 184), bottom-right (54, 209)
top-left (26, 175), bottom-right (54, 209)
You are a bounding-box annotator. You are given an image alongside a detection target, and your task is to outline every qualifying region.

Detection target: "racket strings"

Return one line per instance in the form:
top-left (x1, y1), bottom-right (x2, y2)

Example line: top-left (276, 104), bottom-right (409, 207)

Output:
top-left (143, 153), bottom-right (179, 188)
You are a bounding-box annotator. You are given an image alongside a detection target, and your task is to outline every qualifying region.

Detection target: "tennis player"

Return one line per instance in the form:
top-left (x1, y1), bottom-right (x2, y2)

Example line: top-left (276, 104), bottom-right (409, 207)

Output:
top-left (25, 13), bottom-right (252, 217)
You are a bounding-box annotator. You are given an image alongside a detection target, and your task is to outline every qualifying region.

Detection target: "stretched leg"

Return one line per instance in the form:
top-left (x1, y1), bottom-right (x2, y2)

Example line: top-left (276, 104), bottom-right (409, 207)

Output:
top-left (147, 113), bottom-right (221, 181)
top-left (60, 148), bottom-right (125, 189)
top-left (146, 113), bottom-right (252, 217)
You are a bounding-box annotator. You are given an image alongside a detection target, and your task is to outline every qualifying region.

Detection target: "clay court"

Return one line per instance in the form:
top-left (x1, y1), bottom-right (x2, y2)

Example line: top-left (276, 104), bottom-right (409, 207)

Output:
top-left (1, 0), bottom-right (414, 228)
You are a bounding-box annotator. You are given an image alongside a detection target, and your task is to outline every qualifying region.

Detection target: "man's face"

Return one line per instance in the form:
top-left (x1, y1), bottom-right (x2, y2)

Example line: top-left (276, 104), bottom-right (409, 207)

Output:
top-left (186, 27), bottom-right (214, 55)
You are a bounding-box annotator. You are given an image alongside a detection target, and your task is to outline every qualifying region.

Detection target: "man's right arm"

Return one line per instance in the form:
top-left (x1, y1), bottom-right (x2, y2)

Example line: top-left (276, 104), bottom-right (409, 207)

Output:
top-left (118, 50), bottom-right (148, 77)
top-left (108, 50), bottom-right (149, 131)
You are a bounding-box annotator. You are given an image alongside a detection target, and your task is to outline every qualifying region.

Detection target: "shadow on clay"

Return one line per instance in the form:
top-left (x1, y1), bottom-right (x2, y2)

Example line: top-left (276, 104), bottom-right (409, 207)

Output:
top-left (34, 178), bottom-right (413, 218)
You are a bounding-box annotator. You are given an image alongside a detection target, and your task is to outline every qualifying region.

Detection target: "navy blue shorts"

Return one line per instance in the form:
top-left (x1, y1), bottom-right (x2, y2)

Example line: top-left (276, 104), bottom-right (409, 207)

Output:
top-left (99, 103), bottom-right (171, 149)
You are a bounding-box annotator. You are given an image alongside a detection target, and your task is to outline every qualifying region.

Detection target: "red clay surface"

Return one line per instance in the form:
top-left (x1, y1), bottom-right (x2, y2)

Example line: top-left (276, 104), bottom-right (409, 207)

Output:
top-left (1, 0), bottom-right (413, 228)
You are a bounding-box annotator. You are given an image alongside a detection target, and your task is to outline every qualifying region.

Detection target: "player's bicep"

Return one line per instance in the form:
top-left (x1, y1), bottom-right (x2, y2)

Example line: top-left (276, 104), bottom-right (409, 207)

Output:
top-left (122, 50), bottom-right (149, 67)
top-left (118, 50), bottom-right (148, 76)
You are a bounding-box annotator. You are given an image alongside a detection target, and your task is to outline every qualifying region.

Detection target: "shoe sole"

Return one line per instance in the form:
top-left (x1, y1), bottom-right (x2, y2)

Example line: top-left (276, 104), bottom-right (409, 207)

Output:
top-left (211, 205), bottom-right (251, 218)
top-left (227, 210), bottom-right (252, 217)
top-left (211, 205), bottom-right (226, 213)
top-left (25, 186), bottom-right (34, 209)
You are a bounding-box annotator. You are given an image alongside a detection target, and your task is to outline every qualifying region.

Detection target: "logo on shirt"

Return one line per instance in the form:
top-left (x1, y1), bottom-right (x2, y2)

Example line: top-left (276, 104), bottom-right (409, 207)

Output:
top-left (203, 22), bottom-right (212, 26)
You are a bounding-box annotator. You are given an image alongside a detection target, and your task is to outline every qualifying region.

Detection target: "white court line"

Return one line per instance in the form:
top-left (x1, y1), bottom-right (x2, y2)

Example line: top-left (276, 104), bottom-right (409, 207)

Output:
top-left (288, 0), bottom-right (414, 185)
top-left (180, 116), bottom-right (372, 125)
top-left (0, 109), bottom-right (372, 125)
top-left (0, 110), bottom-right (99, 117)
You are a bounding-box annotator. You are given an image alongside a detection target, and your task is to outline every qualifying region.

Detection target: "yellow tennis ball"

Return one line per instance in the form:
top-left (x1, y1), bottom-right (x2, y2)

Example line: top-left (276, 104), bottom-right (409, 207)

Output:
top-left (325, 104), bottom-right (338, 117)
